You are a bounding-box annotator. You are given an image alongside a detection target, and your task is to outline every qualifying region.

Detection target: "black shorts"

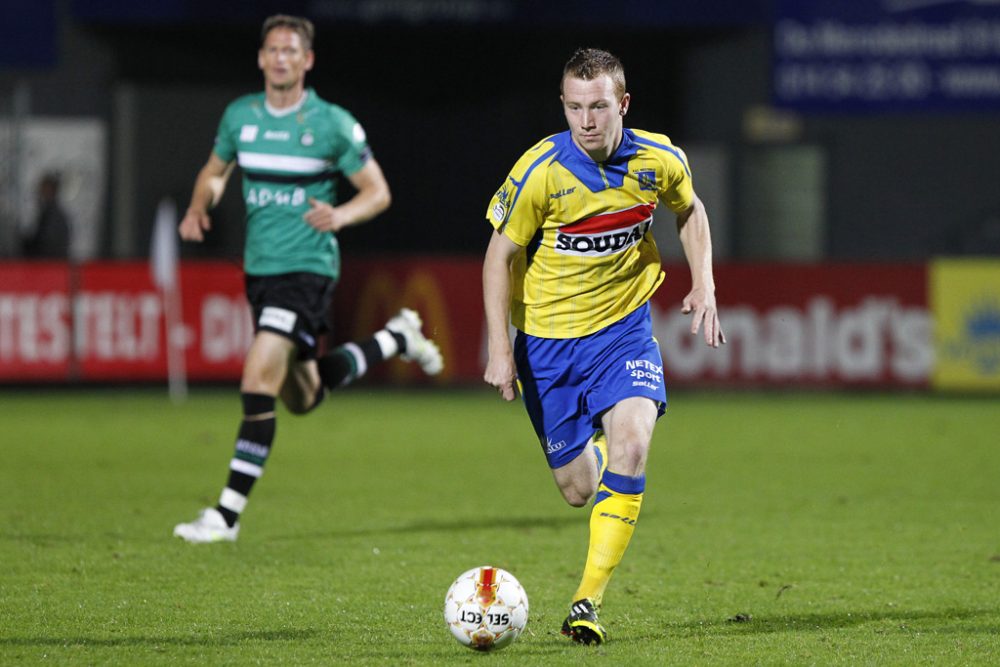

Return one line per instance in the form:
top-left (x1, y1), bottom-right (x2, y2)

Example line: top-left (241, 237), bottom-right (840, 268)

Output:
top-left (245, 272), bottom-right (337, 359)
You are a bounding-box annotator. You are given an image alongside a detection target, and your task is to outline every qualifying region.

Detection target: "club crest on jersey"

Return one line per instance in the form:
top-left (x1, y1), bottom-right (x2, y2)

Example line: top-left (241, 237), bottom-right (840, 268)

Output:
top-left (635, 169), bottom-right (657, 191)
top-left (555, 203), bottom-right (655, 257)
top-left (301, 131), bottom-right (314, 146)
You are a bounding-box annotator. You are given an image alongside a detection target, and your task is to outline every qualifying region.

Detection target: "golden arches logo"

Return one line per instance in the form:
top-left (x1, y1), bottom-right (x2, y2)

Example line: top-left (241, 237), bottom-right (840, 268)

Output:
top-left (352, 268), bottom-right (453, 382)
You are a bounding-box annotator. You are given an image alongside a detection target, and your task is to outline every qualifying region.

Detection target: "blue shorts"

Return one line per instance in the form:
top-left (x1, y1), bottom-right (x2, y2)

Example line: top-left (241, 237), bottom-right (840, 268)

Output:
top-left (514, 302), bottom-right (667, 469)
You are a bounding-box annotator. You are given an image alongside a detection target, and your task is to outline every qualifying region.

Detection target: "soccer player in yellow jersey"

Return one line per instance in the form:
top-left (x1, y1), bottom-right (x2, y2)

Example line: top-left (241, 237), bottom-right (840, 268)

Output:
top-left (483, 48), bottom-right (726, 645)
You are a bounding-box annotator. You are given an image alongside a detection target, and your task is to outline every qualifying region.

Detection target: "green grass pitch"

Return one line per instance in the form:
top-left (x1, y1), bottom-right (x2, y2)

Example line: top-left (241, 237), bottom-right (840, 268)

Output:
top-left (1, 388), bottom-right (999, 665)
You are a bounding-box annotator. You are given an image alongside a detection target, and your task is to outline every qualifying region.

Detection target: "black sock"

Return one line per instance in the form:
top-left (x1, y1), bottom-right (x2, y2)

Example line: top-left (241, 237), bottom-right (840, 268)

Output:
top-left (317, 334), bottom-right (403, 389)
top-left (216, 393), bottom-right (275, 527)
top-left (390, 331), bottom-right (407, 354)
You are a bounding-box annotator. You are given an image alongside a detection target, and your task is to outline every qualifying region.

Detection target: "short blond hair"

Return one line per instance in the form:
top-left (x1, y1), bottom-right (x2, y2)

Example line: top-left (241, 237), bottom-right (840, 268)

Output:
top-left (561, 48), bottom-right (627, 100)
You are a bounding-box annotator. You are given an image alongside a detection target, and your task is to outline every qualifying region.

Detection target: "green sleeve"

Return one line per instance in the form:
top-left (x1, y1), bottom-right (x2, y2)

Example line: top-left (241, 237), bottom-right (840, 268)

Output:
top-left (213, 103), bottom-right (238, 163)
top-left (332, 109), bottom-right (371, 177)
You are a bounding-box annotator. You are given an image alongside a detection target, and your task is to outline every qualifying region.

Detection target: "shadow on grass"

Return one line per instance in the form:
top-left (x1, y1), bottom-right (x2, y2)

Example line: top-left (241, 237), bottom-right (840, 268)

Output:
top-left (661, 607), bottom-right (1000, 638)
top-left (5, 511), bottom-right (658, 546)
top-left (0, 533), bottom-right (93, 545)
top-left (0, 628), bottom-right (319, 648)
top-left (267, 514), bottom-right (585, 541)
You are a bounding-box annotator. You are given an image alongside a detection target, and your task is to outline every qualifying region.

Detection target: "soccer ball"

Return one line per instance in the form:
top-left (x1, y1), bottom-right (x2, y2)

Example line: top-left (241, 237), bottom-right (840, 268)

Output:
top-left (443, 566), bottom-right (529, 651)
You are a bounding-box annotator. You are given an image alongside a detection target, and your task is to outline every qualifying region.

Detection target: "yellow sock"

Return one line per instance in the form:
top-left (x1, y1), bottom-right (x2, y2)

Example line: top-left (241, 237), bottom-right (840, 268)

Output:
top-left (592, 431), bottom-right (608, 480)
top-left (573, 470), bottom-right (645, 607)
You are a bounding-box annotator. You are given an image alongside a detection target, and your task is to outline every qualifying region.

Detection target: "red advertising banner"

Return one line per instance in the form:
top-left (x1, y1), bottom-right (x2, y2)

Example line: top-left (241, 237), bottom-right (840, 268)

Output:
top-left (336, 259), bottom-right (931, 388)
top-left (1, 259), bottom-right (932, 388)
top-left (0, 261), bottom-right (250, 382)
top-left (0, 262), bottom-right (72, 380)
top-left (651, 263), bottom-right (930, 387)
top-left (334, 256), bottom-right (483, 385)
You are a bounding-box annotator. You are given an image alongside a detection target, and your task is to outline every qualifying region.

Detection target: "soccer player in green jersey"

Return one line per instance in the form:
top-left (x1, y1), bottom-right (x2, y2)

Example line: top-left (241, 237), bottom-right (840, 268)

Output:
top-left (483, 48), bottom-right (725, 644)
top-left (173, 15), bottom-right (443, 543)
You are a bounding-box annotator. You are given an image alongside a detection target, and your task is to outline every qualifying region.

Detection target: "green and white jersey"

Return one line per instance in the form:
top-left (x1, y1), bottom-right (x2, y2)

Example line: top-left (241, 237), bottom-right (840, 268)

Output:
top-left (213, 88), bottom-right (372, 278)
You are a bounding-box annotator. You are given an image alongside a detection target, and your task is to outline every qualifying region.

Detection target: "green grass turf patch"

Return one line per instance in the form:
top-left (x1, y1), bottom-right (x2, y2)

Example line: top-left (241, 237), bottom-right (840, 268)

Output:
top-left (1, 388), bottom-right (999, 665)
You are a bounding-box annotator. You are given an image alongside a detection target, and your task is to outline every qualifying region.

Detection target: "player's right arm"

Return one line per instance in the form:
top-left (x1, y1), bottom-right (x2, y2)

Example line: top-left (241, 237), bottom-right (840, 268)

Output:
top-left (482, 229), bottom-right (523, 401)
top-left (483, 139), bottom-right (551, 400)
top-left (178, 152), bottom-right (235, 242)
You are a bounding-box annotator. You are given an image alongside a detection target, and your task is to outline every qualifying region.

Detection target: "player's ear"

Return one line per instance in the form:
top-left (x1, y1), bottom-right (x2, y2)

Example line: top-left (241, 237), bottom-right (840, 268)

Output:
top-left (305, 50), bottom-right (315, 71)
top-left (619, 92), bottom-right (631, 117)
top-left (258, 49), bottom-right (265, 72)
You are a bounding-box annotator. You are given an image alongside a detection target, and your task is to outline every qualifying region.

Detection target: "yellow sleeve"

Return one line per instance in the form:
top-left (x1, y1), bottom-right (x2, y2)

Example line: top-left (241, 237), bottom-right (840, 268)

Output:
top-left (485, 138), bottom-right (554, 246)
top-left (658, 141), bottom-right (694, 214)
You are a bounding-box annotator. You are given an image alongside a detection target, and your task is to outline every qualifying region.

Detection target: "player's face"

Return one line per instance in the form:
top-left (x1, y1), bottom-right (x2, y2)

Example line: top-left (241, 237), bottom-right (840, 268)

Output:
top-left (561, 74), bottom-right (630, 162)
top-left (258, 28), bottom-right (314, 92)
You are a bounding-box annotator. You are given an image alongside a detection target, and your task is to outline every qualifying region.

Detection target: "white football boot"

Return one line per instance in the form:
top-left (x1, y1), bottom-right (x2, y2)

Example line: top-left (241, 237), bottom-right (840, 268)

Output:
top-left (385, 308), bottom-right (444, 375)
top-left (173, 508), bottom-right (239, 543)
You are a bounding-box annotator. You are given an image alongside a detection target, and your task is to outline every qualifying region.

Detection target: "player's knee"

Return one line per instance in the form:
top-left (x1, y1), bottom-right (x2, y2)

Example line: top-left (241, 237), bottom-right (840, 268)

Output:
top-left (609, 437), bottom-right (649, 476)
top-left (282, 398), bottom-right (310, 415)
top-left (279, 385), bottom-right (309, 414)
top-left (242, 367), bottom-right (284, 395)
top-left (558, 481), bottom-right (596, 508)
top-left (241, 377), bottom-right (273, 395)
top-left (280, 382), bottom-right (324, 415)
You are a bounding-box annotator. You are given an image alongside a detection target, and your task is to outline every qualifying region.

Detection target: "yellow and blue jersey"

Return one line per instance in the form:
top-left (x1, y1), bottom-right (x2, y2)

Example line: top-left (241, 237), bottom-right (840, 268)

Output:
top-left (485, 128), bottom-right (694, 339)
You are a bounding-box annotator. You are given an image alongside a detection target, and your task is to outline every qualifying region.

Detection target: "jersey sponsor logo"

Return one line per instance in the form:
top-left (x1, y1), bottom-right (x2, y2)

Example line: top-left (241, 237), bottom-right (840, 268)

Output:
top-left (259, 306), bottom-right (297, 333)
top-left (246, 187), bottom-right (307, 208)
top-left (240, 125), bottom-right (259, 142)
top-left (626, 358), bottom-right (663, 386)
top-left (635, 169), bottom-right (657, 191)
top-left (555, 203), bottom-right (656, 257)
top-left (549, 186), bottom-right (576, 199)
top-left (263, 129), bottom-right (291, 141)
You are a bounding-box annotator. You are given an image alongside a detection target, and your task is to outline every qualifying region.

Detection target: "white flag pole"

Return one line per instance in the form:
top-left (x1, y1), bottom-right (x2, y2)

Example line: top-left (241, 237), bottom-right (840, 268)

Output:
top-left (151, 197), bottom-right (187, 403)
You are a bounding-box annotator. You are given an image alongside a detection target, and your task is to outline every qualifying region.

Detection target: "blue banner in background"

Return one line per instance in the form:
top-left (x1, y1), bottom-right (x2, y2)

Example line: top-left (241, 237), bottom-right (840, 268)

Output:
top-left (773, 0), bottom-right (1000, 112)
top-left (71, 0), bottom-right (768, 27)
top-left (0, 1), bottom-right (57, 67)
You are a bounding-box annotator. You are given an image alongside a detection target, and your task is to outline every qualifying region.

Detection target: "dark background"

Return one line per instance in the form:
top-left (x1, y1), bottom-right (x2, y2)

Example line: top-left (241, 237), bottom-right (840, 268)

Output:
top-left (3, 0), bottom-right (999, 262)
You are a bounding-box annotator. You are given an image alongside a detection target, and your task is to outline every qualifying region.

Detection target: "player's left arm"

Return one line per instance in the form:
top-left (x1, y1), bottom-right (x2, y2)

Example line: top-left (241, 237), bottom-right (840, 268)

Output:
top-left (675, 194), bottom-right (725, 348)
top-left (303, 158), bottom-right (392, 233)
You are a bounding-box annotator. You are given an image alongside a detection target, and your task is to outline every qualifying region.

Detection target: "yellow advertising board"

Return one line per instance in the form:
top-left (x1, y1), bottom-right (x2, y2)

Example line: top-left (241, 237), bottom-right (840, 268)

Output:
top-left (930, 259), bottom-right (1000, 391)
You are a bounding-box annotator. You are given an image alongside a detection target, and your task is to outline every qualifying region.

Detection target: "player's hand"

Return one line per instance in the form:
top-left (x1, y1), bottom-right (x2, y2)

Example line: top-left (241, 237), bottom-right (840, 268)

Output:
top-left (178, 208), bottom-right (211, 242)
top-left (304, 197), bottom-right (351, 233)
top-left (682, 286), bottom-right (726, 348)
top-left (484, 353), bottom-right (519, 402)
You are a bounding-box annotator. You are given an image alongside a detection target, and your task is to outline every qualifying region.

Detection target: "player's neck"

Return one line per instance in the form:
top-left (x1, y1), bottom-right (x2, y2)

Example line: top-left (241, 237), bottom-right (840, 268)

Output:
top-left (575, 130), bottom-right (623, 164)
top-left (265, 84), bottom-right (307, 112)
